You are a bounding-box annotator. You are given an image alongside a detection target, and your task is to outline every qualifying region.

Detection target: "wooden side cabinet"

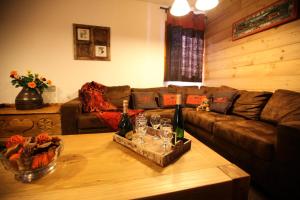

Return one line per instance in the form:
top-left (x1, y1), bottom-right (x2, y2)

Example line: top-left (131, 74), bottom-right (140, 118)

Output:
top-left (0, 104), bottom-right (61, 139)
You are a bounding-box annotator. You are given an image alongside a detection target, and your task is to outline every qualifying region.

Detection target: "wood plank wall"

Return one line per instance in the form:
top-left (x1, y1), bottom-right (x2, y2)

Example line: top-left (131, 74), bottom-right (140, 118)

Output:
top-left (204, 0), bottom-right (300, 92)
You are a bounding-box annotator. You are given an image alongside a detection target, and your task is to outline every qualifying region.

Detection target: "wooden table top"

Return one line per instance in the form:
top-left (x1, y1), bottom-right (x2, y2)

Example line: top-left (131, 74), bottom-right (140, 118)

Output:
top-left (0, 132), bottom-right (249, 200)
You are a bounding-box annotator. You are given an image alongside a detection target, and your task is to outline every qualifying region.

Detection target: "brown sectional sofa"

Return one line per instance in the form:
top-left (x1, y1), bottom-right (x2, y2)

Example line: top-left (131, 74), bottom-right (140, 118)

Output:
top-left (61, 85), bottom-right (300, 199)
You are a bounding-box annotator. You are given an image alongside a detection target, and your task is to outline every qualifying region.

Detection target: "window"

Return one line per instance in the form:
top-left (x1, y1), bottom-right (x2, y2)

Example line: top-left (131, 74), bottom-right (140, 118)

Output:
top-left (164, 13), bottom-right (205, 83)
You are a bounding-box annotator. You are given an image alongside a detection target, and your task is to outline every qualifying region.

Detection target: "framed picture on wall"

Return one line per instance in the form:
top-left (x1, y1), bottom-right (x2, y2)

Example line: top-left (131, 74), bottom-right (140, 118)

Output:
top-left (73, 24), bottom-right (111, 61)
top-left (77, 28), bottom-right (90, 41)
top-left (232, 0), bottom-right (298, 41)
top-left (95, 45), bottom-right (107, 57)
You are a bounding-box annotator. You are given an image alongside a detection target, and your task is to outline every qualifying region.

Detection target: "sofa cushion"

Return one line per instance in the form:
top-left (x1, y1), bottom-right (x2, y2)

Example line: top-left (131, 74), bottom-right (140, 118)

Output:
top-left (184, 110), bottom-right (244, 133)
top-left (158, 93), bottom-right (180, 108)
top-left (202, 85), bottom-right (237, 97)
top-left (143, 109), bottom-right (175, 120)
top-left (131, 92), bottom-right (159, 109)
top-left (210, 91), bottom-right (239, 114)
top-left (261, 89), bottom-right (300, 124)
top-left (185, 94), bottom-right (209, 107)
top-left (214, 120), bottom-right (276, 161)
top-left (232, 91), bottom-right (273, 120)
top-left (132, 87), bottom-right (176, 94)
top-left (78, 113), bottom-right (108, 129)
top-left (104, 85), bottom-right (131, 109)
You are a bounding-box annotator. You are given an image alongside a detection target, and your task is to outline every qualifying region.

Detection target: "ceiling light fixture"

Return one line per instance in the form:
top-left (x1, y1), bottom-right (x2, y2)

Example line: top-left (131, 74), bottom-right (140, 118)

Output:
top-left (170, 0), bottom-right (219, 16)
top-left (195, 0), bottom-right (219, 11)
top-left (170, 0), bottom-right (191, 16)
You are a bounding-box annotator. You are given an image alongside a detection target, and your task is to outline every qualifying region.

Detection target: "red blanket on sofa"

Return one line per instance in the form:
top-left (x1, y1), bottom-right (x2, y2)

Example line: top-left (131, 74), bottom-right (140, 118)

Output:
top-left (79, 81), bottom-right (142, 130)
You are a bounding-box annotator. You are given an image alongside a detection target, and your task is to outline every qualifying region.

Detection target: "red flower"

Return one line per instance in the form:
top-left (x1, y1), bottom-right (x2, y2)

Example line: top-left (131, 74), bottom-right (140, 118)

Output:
top-left (36, 132), bottom-right (52, 144)
top-left (27, 82), bottom-right (36, 88)
top-left (10, 70), bottom-right (18, 78)
top-left (6, 135), bottom-right (25, 148)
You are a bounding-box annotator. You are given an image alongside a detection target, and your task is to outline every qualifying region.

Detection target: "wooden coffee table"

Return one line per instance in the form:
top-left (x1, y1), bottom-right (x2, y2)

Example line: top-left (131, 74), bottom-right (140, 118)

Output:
top-left (0, 132), bottom-right (249, 200)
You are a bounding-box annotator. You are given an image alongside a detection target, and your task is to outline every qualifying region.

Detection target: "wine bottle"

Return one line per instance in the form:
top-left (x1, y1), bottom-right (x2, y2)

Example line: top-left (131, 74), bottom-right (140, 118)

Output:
top-left (117, 100), bottom-right (133, 138)
top-left (173, 94), bottom-right (184, 143)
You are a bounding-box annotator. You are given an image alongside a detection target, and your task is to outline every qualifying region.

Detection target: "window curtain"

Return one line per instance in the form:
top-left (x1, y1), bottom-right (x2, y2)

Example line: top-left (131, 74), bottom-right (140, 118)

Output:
top-left (164, 12), bottom-right (205, 82)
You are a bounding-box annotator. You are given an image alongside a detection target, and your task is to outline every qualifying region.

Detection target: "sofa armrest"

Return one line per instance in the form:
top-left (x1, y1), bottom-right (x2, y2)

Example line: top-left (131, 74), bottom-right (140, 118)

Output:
top-left (274, 121), bottom-right (300, 198)
top-left (60, 98), bottom-right (82, 134)
top-left (276, 121), bottom-right (300, 162)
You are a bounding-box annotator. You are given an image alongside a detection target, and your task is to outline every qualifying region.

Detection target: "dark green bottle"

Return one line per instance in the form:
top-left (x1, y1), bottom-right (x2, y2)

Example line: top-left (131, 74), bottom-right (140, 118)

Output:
top-left (173, 94), bottom-right (184, 142)
top-left (117, 100), bottom-right (133, 137)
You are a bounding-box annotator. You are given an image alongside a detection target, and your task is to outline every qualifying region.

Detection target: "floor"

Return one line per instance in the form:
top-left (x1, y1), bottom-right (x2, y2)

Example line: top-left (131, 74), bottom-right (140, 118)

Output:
top-left (248, 185), bottom-right (270, 200)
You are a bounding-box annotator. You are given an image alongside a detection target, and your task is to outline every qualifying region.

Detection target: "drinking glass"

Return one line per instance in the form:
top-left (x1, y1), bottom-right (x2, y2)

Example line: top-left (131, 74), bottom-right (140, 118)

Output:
top-left (135, 113), bottom-right (147, 144)
top-left (160, 118), bottom-right (171, 126)
top-left (160, 123), bottom-right (173, 153)
top-left (150, 114), bottom-right (161, 140)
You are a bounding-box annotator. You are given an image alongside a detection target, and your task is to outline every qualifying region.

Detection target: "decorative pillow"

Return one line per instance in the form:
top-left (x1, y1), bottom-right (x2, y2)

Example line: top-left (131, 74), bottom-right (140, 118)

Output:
top-left (131, 92), bottom-right (159, 109)
top-left (261, 89), bottom-right (300, 124)
top-left (210, 91), bottom-right (239, 114)
top-left (185, 95), bottom-right (209, 107)
top-left (79, 81), bottom-right (117, 112)
top-left (232, 91), bottom-right (272, 120)
top-left (158, 93), bottom-right (179, 108)
top-left (168, 85), bottom-right (205, 103)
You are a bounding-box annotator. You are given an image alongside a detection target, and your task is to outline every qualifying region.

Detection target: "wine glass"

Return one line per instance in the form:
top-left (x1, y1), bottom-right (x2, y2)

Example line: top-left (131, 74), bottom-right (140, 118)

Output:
top-left (160, 118), bottom-right (171, 126)
top-left (150, 114), bottom-right (161, 140)
top-left (135, 114), bottom-right (147, 144)
top-left (160, 123), bottom-right (173, 153)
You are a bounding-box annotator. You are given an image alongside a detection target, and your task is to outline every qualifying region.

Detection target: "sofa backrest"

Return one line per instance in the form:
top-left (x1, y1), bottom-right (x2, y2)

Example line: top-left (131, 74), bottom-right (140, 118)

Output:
top-left (232, 90), bottom-right (273, 120)
top-left (260, 89), bottom-right (300, 124)
top-left (104, 85), bottom-right (131, 109)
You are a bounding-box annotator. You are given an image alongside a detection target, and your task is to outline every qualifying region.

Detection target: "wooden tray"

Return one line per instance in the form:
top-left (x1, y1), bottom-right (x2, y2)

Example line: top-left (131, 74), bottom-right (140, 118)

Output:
top-left (113, 130), bottom-right (191, 167)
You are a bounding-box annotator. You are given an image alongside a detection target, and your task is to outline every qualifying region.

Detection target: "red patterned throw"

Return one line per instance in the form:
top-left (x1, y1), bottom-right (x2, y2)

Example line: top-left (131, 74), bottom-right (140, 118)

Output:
top-left (80, 81), bottom-right (117, 112)
top-left (80, 81), bottom-right (142, 131)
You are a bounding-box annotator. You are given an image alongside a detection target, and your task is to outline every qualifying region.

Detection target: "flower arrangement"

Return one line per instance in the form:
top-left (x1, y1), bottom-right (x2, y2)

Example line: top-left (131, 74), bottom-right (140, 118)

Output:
top-left (10, 70), bottom-right (52, 93)
top-left (0, 133), bottom-right (62, 171)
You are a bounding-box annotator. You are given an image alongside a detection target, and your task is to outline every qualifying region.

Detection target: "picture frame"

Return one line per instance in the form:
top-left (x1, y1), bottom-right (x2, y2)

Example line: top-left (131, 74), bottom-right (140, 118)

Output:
top-left (77, 28), bottom-right (90, 41)
top-left (73, 24), bottom-right (111, 61)
top-left (95, 45), bottom-right (107, 57)
top-left (232, 0), bottom-right (298, 41)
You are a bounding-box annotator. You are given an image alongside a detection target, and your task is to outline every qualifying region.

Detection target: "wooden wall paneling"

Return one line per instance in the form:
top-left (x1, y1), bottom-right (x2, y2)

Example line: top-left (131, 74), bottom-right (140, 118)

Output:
top-left (206, 23), bottom-right (300, 62)
top-left (204, 0), bottom-right (300, 92)
top-left (206, 20), bottom-right (300, 54)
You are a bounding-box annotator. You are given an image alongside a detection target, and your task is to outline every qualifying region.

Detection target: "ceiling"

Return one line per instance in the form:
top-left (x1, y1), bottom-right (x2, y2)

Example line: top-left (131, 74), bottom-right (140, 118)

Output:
top-left (136, 0), bottom-right (173, 6)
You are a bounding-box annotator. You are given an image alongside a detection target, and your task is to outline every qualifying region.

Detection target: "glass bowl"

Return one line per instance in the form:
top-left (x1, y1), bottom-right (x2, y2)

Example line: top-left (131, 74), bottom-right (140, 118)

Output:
top-left (0, 135), bottom-right (63, 183)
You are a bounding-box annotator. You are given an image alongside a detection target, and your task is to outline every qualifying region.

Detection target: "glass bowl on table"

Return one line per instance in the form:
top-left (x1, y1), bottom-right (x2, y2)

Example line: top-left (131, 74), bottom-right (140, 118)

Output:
top-left (0, 133), bottom-right (63, 183)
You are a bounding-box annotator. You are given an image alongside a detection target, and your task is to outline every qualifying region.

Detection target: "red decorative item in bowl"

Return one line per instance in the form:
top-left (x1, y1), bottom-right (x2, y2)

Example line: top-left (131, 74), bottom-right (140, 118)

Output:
top-left (0, 133), bottom-right (63, 183)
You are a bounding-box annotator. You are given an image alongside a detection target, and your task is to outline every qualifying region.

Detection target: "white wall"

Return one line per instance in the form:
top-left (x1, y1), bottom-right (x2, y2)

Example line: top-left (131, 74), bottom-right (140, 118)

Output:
top-left (0, 0), bottom-right (166, 103)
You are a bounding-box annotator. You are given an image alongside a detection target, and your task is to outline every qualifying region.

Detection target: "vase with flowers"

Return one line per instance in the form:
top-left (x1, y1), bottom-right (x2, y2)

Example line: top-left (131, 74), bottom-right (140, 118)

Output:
top-left (10, 70), bottom-right (52, 110)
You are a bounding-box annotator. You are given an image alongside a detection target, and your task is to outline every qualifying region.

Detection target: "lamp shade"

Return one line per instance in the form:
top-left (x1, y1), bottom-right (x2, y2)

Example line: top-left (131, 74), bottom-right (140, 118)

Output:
top-left (195, 0), bottom-right (219, 11)
top-left (170, 0), bottom-right (191, 16)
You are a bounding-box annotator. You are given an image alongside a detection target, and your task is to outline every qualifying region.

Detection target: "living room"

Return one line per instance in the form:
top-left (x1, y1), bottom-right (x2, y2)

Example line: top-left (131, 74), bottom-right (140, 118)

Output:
top-left (0, 0), bottom-right (299, 199)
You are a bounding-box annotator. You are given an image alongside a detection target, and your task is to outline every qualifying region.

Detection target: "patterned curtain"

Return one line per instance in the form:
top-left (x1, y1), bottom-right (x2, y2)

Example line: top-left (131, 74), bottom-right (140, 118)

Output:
top-left (165, 25), bottom-right (204, 82)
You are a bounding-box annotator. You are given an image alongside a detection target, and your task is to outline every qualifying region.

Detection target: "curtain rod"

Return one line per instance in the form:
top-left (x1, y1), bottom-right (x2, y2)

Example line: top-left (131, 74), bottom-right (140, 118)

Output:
top-left (160, 6), bottom-right (169, 13)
